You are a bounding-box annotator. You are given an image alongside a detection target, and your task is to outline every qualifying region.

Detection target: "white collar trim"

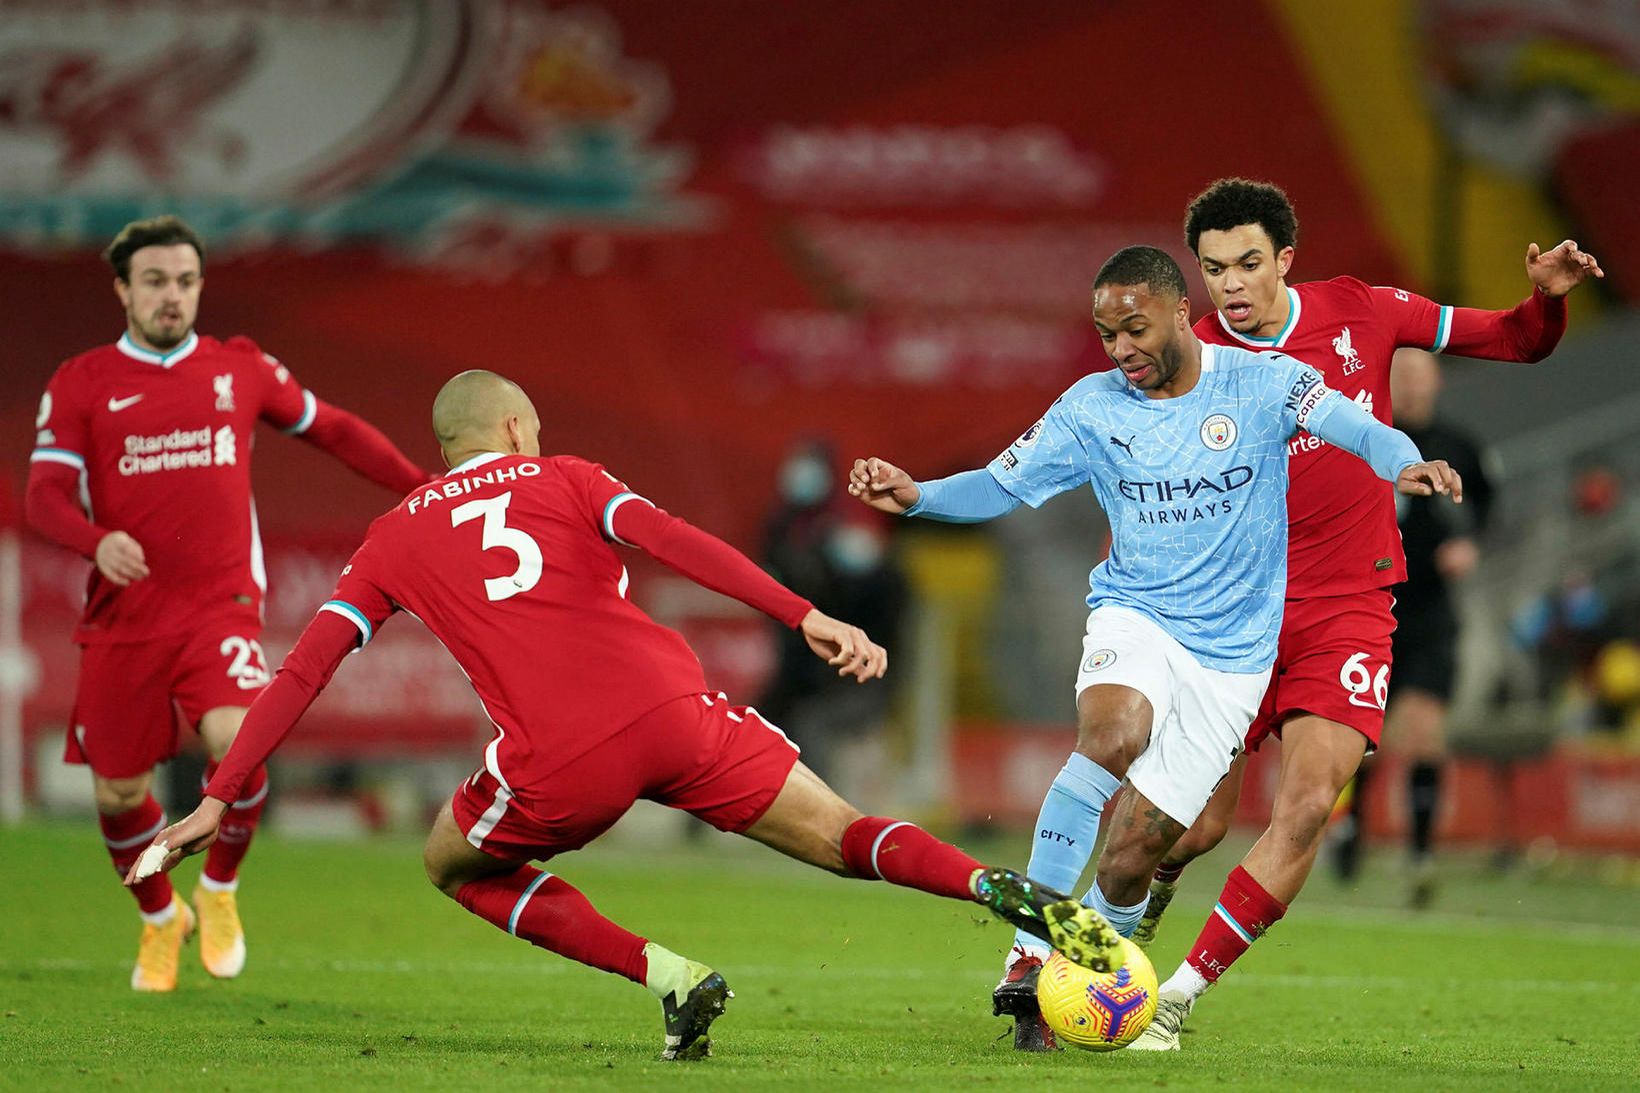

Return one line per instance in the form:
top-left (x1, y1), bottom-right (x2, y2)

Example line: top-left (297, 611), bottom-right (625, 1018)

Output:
top-left (446, 451), bottom-right (508, 476)
top-left (117, 330), bottom-right (199, 368)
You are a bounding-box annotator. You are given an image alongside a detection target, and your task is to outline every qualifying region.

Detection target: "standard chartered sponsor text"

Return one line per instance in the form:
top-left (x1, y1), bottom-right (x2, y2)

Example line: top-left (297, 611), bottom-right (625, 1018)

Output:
top-left (119, 426), bottom-right (237, 474)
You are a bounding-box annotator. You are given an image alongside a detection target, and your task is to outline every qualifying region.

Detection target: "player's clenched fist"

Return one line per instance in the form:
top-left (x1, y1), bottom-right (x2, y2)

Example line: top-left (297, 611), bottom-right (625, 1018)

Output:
top-left (798, 607), bottom-right (888, 682)
top-left (847, 457), bottom-right (921, 515)
top-left (94, 530), bottom-right (150, 586)
top-left (1395, 459), bottom-right (1463, 504)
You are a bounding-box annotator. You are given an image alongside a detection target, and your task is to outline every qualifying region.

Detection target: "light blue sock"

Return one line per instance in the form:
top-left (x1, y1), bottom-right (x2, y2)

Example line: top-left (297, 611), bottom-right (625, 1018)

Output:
top-left (1083, 881), bottom-right (1150, 938)
top-left (1012, 753), bottom-right (1120, 954)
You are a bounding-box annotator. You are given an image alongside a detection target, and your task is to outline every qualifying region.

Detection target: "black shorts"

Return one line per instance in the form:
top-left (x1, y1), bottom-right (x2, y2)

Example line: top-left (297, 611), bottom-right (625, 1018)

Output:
top-left (1390, 598), bottom-right (1458, 702)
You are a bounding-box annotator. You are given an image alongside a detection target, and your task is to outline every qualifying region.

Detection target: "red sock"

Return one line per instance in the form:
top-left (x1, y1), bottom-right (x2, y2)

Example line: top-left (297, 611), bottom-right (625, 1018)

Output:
top-left (100, 795), bottom-right (174, 915)
top-left (1185, 865), bottom-right (1287, 984)
top-left (456, 866), bottom-right (648, 983)
top-left (1154, 860), bottom-right (1188, 884)
top-left (203, 763), bottom-right (268, 885)
top-left (840, 816), bottom-right (983, 901)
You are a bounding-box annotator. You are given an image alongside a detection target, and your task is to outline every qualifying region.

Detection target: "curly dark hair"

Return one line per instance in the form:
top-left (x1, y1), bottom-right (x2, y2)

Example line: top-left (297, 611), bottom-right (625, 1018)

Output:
top-left (1183, 178), bottom-right (1299, 255)
top-left (1093, 245), bottom-right (1188, 300)
top-left (104, 215), bottom-right (205, 283)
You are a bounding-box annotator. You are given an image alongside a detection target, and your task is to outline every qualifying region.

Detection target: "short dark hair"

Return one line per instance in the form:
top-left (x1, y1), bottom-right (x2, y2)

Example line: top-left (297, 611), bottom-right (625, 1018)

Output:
top-left (104, 215), bottom-right (205, 282)
top-left (1093, 245), bottom-right (1188, 300)
top-left (1184, 178), bottom-right (1299, 255)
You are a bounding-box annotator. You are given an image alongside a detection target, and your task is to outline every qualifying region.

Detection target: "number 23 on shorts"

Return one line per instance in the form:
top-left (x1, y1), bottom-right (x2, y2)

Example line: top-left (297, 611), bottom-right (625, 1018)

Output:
top-left (220, 635), bottom-right (270, 690)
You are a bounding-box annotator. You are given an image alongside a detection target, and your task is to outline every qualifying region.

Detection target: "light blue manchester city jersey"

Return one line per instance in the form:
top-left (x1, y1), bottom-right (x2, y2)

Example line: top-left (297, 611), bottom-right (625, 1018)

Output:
top-left (987, 343), bottom-right (1345, 673)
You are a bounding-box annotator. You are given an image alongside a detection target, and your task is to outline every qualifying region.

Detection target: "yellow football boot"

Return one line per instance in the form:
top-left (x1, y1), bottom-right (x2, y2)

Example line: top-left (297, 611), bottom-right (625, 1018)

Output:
top-left (130, 894), bottom-right (197, 992)
top-left (193, 885), bottom-right (247, 979)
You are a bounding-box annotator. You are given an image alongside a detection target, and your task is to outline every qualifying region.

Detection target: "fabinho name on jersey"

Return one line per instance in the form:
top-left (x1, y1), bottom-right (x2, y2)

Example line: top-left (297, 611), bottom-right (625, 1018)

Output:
top-left (406, 460), bottom-right (543, 515)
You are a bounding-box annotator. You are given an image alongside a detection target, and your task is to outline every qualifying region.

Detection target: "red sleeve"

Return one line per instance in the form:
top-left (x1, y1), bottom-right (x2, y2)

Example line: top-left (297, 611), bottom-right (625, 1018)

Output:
top-left (1371, 284), bottom-right (1567, 363)
top-left (579, 462), bottom-right (812, 627)
top-left (26, 369), bottom-right (107, 557)
top-left (25, 462), bottom-right (107, 558)
top-left (202, 611), bottom-right (359, 803)
top-left (247, 341), bottom-right (432, 496)
top-left (204, 543), bottom-right (398, 802)
top-left (297, 399), bottom-right (434, 495)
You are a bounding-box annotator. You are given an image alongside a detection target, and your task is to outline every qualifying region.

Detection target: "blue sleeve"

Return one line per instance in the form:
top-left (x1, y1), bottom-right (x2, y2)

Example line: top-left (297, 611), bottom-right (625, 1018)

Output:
top-left (1268, 352), bottom-right (1421, 483)
top-left (1304, 387), bottom-right (1424, 483)
top-left (983, 398), bottom-right (1090, 508)
top-left (904, 468), bottom-right (1021, 523)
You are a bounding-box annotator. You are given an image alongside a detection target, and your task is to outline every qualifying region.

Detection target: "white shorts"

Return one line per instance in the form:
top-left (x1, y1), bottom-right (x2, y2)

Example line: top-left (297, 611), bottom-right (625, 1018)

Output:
top-left (1075, 605), bottom-right (1269, 827)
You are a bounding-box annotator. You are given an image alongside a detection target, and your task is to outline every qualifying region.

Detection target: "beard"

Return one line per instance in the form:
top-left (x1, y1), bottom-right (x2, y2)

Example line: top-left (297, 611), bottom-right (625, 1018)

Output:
top-left (1149, 337), bottom-right (1183, 387)
top-left (135, 310), bottom-right (190, 350)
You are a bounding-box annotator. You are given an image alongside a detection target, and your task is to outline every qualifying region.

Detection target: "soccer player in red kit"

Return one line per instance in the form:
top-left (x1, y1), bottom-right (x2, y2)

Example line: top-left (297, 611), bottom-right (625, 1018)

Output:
top-left (132, 370), bottom-right (1121, 1060)
top-left (1124, 179), bottom-right (1603, 1050)
top-left (25, 216), bottom-right (432, 992)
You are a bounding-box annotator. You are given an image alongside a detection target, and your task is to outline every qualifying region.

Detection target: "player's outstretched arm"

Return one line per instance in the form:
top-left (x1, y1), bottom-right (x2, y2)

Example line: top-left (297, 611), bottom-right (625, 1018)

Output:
top-left (608, 498), bottom-right (815, 629)
top-left (1385, 241), bottom-right (1602, 364)
top-left (849, 458), bottom-right (1021, 523)
top-left (798, 607), bottom-right (887, 682)
top-left (294, 398), bottom-right (434, 495)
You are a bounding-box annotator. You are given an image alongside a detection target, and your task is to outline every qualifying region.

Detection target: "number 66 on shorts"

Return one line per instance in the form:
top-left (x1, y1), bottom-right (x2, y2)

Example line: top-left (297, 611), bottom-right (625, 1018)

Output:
top-left (1242, 588), bottom-right (1397, 752)
top-left (1339, 651), bottom-right (1388, 711)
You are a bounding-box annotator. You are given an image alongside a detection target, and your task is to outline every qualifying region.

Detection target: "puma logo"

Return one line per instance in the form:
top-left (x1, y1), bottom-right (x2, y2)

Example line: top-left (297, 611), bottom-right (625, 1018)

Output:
top-left (107, 394), bottom-right (144, 412)
top-left (1110, 434), bottom-right (1135, 457)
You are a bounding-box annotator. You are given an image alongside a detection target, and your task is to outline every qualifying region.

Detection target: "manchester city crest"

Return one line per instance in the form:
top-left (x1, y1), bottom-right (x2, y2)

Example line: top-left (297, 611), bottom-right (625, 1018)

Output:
top-left (1200, 413), bottom-right (1236, 451)
top-left (1081, 648), bottom-right (1117, 673)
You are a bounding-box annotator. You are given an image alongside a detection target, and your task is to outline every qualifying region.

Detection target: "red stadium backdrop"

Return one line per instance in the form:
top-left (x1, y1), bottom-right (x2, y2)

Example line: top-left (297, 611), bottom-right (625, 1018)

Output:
top-left (2, 1), bottom-right (1632, 849)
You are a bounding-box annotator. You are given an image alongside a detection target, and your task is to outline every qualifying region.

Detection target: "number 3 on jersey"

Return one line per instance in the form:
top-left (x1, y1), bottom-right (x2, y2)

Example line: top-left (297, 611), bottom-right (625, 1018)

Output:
top-left (1339, 651), bottom-right (1389, 710)
top-left (451, 491), bottom-right (543, 601)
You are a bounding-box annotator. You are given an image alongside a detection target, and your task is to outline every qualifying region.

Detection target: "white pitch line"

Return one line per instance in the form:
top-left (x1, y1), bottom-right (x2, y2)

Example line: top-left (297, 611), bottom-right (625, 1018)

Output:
top-left (5, 958), bottom-right (1637, 995)
top-left (1231, 972), bottom-right (1638, 995)
top-left (1292, 903), bottom-right (1640, 945)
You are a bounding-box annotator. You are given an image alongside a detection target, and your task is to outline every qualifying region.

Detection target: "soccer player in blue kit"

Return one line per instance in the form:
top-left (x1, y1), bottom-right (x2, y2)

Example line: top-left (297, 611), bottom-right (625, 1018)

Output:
top-left (848, 246), bottom-right (1463, 1049)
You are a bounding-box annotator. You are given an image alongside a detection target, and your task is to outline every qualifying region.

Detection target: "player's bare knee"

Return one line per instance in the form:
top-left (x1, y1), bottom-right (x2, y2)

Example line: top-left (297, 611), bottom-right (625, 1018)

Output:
top-left (1072, 721), bottom-right (1146, 776)
top-left (198, 707), bottom-right (248, 760)
top-left (92, 774), bottom-right (150, 815)
top-left (1073, 687), bottom-right (1151, 776)
top-left (422, 846), bottom-right (465, 899)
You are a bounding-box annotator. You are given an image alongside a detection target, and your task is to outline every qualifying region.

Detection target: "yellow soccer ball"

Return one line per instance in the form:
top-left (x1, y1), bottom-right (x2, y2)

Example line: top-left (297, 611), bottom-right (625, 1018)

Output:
top-left (1036, 938), bottom-right (1158, 1051)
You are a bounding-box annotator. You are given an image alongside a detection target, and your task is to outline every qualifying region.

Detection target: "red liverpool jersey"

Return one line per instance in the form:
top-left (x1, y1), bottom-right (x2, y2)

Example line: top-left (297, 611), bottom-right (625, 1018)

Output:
top-left (316, 454), bottom-right (715, 790)
top-left (31, 332), bottom-right (320, 643)
top-left (1195, 276), bottom-right (1564, 597)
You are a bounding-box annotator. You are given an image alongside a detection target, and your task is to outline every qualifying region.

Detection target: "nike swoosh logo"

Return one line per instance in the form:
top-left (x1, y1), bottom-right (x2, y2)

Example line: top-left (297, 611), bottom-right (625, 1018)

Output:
top-left (107, 394), bottom-right (144, 412)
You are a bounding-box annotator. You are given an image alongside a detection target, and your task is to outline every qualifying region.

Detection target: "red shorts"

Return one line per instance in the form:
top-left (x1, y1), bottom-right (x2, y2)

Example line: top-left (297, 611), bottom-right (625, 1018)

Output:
top-left (66, 619), bottom-right (271, 779)
top-left (1245, 587), bottom-right (1396, 751)
top-left (452, 692), bottom-right (801, 862)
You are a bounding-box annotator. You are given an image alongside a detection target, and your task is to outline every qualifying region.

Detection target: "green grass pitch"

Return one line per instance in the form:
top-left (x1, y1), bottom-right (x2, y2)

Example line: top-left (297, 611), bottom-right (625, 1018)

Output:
top-left (3, 818), bottom-right (1636, 1090)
